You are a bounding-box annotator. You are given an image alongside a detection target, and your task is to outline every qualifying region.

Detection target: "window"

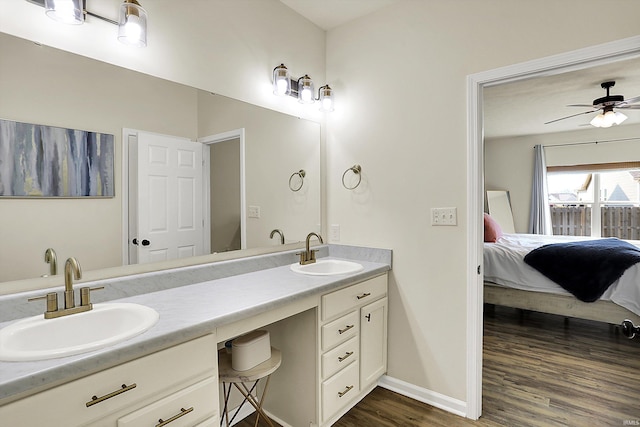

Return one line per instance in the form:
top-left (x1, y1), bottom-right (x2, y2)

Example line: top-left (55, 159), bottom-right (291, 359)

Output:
top-left (547, 163), bottom-right (640, 239)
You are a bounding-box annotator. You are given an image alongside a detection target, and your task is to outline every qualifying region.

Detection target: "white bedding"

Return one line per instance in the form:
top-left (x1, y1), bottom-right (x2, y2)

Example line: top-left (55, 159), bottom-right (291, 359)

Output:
top-left (484, 233), bottom-right (640, 316)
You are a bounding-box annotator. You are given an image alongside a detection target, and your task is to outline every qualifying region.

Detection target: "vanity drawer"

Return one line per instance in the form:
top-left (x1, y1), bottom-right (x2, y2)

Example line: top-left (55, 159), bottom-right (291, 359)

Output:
top-left (321, 360), bottom-right (359, 421)
top-left (117, 376), bottom-right (217, 426)
top-left (0, 334), bottom-right (216, 426)
top-left (322, 274), bottom-right (387, 321)
top-left (322, 336), bottom-right (358, 380)
top-left (321, 310), bottom-right (359, 352)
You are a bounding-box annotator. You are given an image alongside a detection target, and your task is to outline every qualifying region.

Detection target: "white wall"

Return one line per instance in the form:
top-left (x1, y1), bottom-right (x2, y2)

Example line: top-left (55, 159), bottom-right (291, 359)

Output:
top-left (486, 124), bottom-right (640, 232)
top-left (325, 0), bottom-right (640, 407)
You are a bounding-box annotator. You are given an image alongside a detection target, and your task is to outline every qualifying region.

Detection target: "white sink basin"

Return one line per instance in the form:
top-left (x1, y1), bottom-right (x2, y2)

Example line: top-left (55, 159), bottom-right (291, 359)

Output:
top-left (290, 259), bottom-right (364, 276)
top-left (0, 303), bottom-right (159, 362)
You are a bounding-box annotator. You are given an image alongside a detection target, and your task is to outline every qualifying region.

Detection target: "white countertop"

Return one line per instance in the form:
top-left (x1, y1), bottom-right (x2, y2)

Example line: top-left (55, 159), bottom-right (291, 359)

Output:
top-left (0, 255), bottom-right (390, 405)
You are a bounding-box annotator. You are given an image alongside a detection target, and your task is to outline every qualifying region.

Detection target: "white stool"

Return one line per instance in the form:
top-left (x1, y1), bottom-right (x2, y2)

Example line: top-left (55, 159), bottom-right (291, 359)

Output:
top-left (218, 347), bottom-right (281, 427)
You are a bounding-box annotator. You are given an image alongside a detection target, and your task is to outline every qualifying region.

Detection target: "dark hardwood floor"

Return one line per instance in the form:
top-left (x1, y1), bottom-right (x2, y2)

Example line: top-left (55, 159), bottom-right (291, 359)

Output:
top-left (234, 306), bottom-right (640, 426)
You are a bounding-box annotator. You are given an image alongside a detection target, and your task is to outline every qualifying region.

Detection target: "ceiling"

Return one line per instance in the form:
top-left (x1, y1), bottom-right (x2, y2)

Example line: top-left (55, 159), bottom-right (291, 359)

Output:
top-left (483, 56), bottom-right (640, 139)
top-left (279, 0), bottom-right (399, 30)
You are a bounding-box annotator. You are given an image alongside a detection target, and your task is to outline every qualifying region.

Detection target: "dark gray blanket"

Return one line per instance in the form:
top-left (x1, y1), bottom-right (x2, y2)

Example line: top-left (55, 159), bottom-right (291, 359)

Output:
top-left (523, 238), bottom-right (640, 302)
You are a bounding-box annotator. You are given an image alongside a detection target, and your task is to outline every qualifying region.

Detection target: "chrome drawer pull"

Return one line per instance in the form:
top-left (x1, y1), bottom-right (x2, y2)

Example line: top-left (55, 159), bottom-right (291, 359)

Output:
top-left (86, 383), bottom-right (137, 407)
top-left (338, 351), bottom-right (354, 362)
top-left (156, 407), bottom-right (194, 427)
top-left (356, 292), bottom-right (371, 300)
top-left (338, 324), bottom-right (354, 334)
top-left (338, 385), bottom-right (354, 398)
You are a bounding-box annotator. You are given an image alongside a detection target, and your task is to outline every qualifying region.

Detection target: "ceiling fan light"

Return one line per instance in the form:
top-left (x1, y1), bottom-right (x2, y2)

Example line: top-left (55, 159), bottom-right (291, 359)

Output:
top-left (590, 113), bottom-right (605, 127)
top-left (614, 111), bottom-right (628, 125)
top-left (602, 110), bottom-right (617, 127)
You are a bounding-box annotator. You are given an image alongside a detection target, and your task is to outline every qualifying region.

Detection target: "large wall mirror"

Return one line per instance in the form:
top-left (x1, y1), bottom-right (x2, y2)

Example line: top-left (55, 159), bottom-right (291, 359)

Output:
top-left (0, 32), bottom-right (320, 289)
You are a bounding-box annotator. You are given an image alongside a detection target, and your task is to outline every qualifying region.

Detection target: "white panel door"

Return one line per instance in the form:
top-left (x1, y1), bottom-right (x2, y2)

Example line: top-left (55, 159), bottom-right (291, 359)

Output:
top-left (136, 131), bottom-right (203, 264)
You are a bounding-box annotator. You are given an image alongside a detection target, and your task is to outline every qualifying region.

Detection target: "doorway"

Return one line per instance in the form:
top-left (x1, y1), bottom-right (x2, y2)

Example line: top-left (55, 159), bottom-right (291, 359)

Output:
top-left (199, 129), bottom-right (247, 254)
top-left (466, 36), bottom-right (640, 419)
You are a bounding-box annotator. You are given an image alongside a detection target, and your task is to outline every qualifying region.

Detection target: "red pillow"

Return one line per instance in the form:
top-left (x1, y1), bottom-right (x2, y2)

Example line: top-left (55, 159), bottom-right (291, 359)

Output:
top-left (484, 213), bottom-right (503, 243)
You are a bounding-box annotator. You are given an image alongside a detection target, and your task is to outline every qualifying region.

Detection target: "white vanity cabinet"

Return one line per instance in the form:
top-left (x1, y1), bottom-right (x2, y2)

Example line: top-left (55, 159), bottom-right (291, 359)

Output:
top-left (319, 273), bottom-right (388, 425)
top-left (0, 334), bottom-right (219, 427)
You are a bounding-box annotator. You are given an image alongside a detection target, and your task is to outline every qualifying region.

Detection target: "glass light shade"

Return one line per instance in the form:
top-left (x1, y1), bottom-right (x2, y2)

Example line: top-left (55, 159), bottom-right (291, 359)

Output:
top-left (318, 85), bottom-right (334, 112)
top-left (118, 1), bottom-right (148, 47)
top-left (273, 64), bottom-right (290, 96)
top-left (590, 113), bottom-right (606, 127)
top-left (613, 111), bottom-right (628, 125)
top-left (298, 75), bottom-right (315, 104)
top-left (591, 109), bottom-right (627, 128)
top-left (44, 0), bottom-right (83, 25)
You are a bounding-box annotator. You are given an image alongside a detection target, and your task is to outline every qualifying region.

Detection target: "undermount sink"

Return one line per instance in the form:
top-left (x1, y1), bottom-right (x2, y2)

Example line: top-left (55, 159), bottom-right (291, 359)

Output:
top-left (290, 259), bottom-right (364, 276)
top-left (0, 303), bottom-right (159, 362)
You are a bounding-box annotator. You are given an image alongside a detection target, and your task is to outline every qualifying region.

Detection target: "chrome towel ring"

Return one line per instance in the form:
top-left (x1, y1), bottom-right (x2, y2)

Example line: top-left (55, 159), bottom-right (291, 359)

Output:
top-left (289, 169), bottom-right (306, 192)
top-left (342, 165), bottom-right (362, 190)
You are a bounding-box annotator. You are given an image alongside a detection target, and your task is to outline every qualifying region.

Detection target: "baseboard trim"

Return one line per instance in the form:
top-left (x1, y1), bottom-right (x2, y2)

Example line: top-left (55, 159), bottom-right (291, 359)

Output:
top-left (378, 375), bottom-right (467, 418)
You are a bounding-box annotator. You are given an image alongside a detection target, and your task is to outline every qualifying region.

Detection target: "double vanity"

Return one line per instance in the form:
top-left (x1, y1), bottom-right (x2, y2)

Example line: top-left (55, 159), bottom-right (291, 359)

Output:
top-left (0, 244), bottom-right (391, 426)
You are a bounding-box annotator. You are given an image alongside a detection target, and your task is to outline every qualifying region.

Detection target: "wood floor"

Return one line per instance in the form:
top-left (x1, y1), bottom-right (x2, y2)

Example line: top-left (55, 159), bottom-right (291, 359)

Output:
top-left (234, 305), bottom-right (640, 426)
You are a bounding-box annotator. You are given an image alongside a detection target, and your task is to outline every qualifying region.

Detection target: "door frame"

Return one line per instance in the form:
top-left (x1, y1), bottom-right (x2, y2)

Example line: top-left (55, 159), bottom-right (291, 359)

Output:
top-left (465, 35), bottom-right (640, 419)
top-left (198, 128), bottom-right (247, 252)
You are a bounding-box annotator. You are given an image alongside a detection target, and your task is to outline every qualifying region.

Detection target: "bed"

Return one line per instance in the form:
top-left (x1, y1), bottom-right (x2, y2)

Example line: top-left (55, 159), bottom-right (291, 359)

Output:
top-left (483, 233), bottom-right (640, 325)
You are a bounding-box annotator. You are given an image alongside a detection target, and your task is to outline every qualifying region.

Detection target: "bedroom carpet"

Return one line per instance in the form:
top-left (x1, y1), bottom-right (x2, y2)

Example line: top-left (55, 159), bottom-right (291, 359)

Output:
top-left (234, 306), bottom-right (640, 426)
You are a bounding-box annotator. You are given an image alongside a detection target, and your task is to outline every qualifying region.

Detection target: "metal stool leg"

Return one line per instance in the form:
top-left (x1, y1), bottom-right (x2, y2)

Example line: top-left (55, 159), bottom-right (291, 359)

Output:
top-left (233, 376), bottom-right (275, 427)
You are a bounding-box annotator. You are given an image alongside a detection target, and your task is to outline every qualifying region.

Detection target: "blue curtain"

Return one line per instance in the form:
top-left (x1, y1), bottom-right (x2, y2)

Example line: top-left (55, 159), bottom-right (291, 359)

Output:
top-left (529, 144), bottom-right (552, 234)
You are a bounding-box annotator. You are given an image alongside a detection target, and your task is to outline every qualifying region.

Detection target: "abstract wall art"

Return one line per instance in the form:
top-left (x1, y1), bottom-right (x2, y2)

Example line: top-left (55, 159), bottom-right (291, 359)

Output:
top-left (0, 119), bottom-right (114, 197)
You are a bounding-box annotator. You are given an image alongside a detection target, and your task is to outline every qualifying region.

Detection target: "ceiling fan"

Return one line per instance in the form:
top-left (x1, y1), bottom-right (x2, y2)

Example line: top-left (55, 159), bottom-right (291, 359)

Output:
top-left (545, 81), bottom-right (640, 128)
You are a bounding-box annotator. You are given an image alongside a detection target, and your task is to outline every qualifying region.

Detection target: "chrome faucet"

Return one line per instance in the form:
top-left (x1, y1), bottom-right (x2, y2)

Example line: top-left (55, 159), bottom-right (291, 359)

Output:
top-left (44, 248), bottom-right (57, 276)
top-left (270, 229), bottom-right (285, 245)
top-left (28, 257), bottom-right (103, 319)
top-left (298, 232), bottom-right (323, 265)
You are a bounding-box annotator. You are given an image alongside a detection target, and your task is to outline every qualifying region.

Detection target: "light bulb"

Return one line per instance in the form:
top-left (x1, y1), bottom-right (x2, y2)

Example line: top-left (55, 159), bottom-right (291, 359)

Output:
top-left (122, 16), bottom-right (142, 44)
top-left (301, 87), bottom-right (313, 103)
top-left (321, 97), bottom-right (333, 111)
top-left (276, 78), bottom-right (289, 96)
top-left (118, 1), bottom-right (147, 47)
top-left (45, 0), bottom-right (83, 24)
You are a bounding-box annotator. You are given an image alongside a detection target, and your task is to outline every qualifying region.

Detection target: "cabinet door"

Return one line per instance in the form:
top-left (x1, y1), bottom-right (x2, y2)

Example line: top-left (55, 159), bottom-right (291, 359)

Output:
top-left (360, 297), bottom-right (387, 388)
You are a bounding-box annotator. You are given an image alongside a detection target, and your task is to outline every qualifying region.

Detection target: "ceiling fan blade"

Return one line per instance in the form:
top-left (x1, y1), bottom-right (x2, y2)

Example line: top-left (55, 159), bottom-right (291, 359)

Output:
top-left (620, 95), bottom-right (640, 105)
top-left (617, 105), bottom-right (640, 109)
top-left (544, 110), bottom-right (595, 125)
top-left (566, 104), bottom-right (597, 108)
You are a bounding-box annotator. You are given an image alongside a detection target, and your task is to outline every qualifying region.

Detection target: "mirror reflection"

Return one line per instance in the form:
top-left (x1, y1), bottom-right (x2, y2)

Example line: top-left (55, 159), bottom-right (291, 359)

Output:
top-left (0, 32), bottom-right (320, 284)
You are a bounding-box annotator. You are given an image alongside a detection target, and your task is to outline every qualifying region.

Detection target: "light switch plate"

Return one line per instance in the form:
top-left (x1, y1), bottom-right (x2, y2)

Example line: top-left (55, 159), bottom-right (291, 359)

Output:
top-left (431, 207), bottom-right (457, 226)
top-left (248, 205), bottom-right (261, 219)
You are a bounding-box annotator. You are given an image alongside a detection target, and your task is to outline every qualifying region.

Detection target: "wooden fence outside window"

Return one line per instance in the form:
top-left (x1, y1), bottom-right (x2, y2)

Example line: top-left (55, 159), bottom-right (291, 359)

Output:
top-left (550, 206), bottom-right (640, 240)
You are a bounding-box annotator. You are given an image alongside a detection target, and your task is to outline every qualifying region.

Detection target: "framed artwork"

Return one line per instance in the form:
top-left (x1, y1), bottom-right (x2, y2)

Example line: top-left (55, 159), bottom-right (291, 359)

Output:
top-left (0, 119), bottom-right (114, 197)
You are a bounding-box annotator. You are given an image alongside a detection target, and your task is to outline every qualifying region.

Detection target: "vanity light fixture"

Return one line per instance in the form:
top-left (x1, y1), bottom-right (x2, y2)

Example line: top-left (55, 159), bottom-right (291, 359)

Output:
top-left (44, 0), bottom-right (83, 24)
top-left (118, 0), bottom-right (147, 47)
top-left (590, 107), bottom-right (627, 128)
top-left (297, 75), bottom-right (315, 104)
top-left (272, 63), bottom-right (334, 111)
top-left (38, 0), bottom-right (148, 47)
top-left (273, 64), bottom-right (291, 96)
top-left (317, 85), bottom-right (334, 112)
